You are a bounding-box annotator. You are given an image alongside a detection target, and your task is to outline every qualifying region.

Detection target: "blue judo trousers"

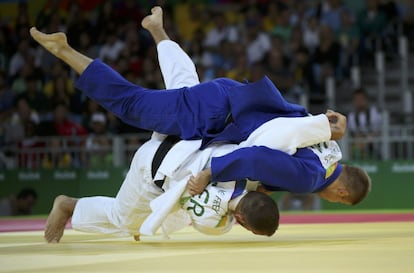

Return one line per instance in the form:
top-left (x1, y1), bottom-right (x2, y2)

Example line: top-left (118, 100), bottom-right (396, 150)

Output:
top-left (76, 60), bottom-right (308, 149)
top-left (75, 60), bottom-right (337, 194)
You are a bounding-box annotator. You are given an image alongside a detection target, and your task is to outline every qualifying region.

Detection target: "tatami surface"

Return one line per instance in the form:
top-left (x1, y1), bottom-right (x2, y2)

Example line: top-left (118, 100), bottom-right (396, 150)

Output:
top-left (1, 221), bottom-right (413, 273)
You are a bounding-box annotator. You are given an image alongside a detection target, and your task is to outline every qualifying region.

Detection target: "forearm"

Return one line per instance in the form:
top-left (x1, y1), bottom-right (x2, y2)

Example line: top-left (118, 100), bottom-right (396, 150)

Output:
top-left (239, 114), bottom-right (331, 155)
top-left (210, 146), bottom-right (325, 193)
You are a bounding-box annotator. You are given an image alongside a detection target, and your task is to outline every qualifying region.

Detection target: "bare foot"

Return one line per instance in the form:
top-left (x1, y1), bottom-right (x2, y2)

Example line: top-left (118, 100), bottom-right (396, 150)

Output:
top-left (44, 195), bottom-right (77, 243)
top-left (141, 6), bottom-right (163, 32)
top-left (29, 27), bottom-right (69, 57)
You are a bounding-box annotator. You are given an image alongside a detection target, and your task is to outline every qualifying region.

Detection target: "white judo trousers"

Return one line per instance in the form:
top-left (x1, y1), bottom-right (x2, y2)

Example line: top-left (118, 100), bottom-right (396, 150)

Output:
top-left (71, 40), bottom-right (334, 236)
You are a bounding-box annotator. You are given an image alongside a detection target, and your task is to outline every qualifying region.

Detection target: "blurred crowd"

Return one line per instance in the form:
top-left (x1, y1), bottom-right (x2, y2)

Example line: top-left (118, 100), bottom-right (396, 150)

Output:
top-left (0, 0), bottom-right (413, 169)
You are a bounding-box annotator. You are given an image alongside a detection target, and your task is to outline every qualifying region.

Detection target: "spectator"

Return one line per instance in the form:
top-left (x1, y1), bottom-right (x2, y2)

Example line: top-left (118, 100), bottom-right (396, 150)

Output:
top-left (186, 27), bottom-right (206, 67)
top-left (15, 74), bottom-right (50, 116)
top-left (117, 25), bottom-right (146, 77)
top-left (17, 120), bottom-right (46, 168)
top-left (347, 88), bottom-right (382, 159)
top-left (320, 0), bottom-right (346, 32)
top-left (311, 24), bottom-right (341, 94)
top-left (174, 3), bottom-right (204, 43)
top-left (66, 2), bottom-right (92, 50)
top-left (41, 102), bottom-right (88, 137)
top-left (286, 24), bottom-right (305, 59)
top-left (303, 15), bottom-right (320, 53)
top-left (44, 69), bottom-right (81, 116)
top-left (2, 97), bottom-right (39, 147)
top-left (226, 50), bottom-right (250, 82)
top-left (202, 12), bottom-right (239, 76)
top-left (84, 112), bottom-right (112, 167)
top-left (249, 62), bottom-right (266, 82)
top-left (203, 12), bottom-right (238, 48)
top-left (292, 46), bottom-right (314, 97)
top-left (98, 29), bottom-right (125, 63)
top-left (358, 0), bottom-right (387, 58)
top-left (0, 71), bottom-right (15, 123)
top-left (94, 0), bottom-right (120, 44)
top-left (11, 53), bottom-right (44, 95)
top-left (290, 0), bottom-right (310, 28)
top-left (0, 188), bottom-right (38, 216)
top-left (265, 48), bottom-right (294, 98)
top-left (262, 2), bottom-right (280, 32)
top-left (245, 19), bottom-right (271, 64)
top-left (8, 39), bottom-right (36, 78)
top-left (337, 9), bottom-right (360, 76)
top-left (77, 31), bottom-right (99, 59)
top-left (271, 7), bottom-right (293, 43)
top-left (38, 102), bottom-right (88, 168)
top-left (81, 98), bottom-right (104, 131)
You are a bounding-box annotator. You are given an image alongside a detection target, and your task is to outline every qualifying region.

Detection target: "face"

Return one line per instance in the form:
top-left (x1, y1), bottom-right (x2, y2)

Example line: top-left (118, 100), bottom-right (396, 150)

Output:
top-left (92, 121), bottom-right (106, 134)
top-left (17, 196), bottom-right (36, 215)
top-left (353, 93), bottom-right (368, 111)
top-left (54, 105), bottom-right (68, 122)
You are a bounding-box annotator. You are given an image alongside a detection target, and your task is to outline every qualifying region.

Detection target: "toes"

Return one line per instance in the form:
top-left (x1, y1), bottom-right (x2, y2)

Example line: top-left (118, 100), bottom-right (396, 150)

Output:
top-left (151, 6), bottom-right (161, 14)
top-left (151, 6), bottom-right (162, 16)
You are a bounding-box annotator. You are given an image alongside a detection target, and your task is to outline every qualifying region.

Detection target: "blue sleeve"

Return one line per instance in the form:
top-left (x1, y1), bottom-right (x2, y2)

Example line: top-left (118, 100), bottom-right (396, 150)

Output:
top-left (210, 146), bottom-right (326, 193)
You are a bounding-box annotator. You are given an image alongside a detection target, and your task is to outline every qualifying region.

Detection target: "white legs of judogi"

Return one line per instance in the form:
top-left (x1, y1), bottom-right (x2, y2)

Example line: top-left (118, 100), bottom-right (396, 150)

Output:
top-left (157, 40), bottom-right (200, 89)
top-left (72, 138), bottom-right (164, 235)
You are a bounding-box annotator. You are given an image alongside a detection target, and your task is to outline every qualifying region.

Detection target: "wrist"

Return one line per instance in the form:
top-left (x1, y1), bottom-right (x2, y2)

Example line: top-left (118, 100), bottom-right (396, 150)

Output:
top-left (203, 168), bottom-right (212, 180)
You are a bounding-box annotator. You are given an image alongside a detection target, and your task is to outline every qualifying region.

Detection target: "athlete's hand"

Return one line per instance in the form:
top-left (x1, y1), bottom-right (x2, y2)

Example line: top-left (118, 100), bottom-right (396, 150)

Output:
top-left (188, 168), bottom-right (212, 195)
top-left (326, 109), bottom-right (347, 140)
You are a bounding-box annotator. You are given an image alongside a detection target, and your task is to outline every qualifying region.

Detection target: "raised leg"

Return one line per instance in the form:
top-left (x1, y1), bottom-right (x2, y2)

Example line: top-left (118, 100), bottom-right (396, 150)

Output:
top-left (142, 6), bottom-right (199, 89)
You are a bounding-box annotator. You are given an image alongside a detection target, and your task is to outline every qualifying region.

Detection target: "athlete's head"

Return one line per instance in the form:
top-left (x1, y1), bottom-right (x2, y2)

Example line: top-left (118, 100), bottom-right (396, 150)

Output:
top-left (235, 192), bottom-right (279, 236)
top-left (16, 188), bottom-right (38, 215)
top-left (318, 165), bottom-right (371, 205)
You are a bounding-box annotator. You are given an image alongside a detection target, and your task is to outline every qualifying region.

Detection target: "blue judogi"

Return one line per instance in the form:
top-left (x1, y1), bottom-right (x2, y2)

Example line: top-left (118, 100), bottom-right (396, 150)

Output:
top-left (75, 60), bottom-right (340, 193)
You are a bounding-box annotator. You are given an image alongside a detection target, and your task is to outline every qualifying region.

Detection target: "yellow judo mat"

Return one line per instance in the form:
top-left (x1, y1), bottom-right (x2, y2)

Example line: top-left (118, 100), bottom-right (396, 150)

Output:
top-left (1, 222), bottom-right (413, 273)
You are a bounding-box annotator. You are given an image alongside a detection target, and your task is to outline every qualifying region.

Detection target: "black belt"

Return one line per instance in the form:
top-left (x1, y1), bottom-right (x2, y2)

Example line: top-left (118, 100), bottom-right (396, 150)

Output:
top-left (151, 135), bottom-right (181, 190)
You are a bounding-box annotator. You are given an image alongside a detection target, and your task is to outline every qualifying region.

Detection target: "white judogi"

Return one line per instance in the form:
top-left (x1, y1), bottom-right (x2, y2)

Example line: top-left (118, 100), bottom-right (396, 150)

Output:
top-left (72, 41), bottom-right (334, 237)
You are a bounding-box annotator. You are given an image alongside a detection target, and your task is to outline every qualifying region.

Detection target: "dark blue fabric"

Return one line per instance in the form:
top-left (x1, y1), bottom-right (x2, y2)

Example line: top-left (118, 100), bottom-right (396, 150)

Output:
top-left (211, 146), bottom-right (328, 193)
top-left (75, 60), bottom-right (308, 148)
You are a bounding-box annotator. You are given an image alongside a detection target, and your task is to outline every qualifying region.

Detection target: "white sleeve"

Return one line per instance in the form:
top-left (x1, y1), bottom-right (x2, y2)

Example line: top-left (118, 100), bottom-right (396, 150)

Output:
top-left (157, 40), bottom-right (200, 89)
top-left (239, 114), bottom-right (332, 155)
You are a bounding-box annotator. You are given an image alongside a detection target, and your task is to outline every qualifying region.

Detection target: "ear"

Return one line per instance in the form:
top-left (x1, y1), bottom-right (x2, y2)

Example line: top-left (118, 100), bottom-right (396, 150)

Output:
top-left (337, 188), bottom-right (349, 197)
top-left (234, 213), bottom-right (245, 224)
